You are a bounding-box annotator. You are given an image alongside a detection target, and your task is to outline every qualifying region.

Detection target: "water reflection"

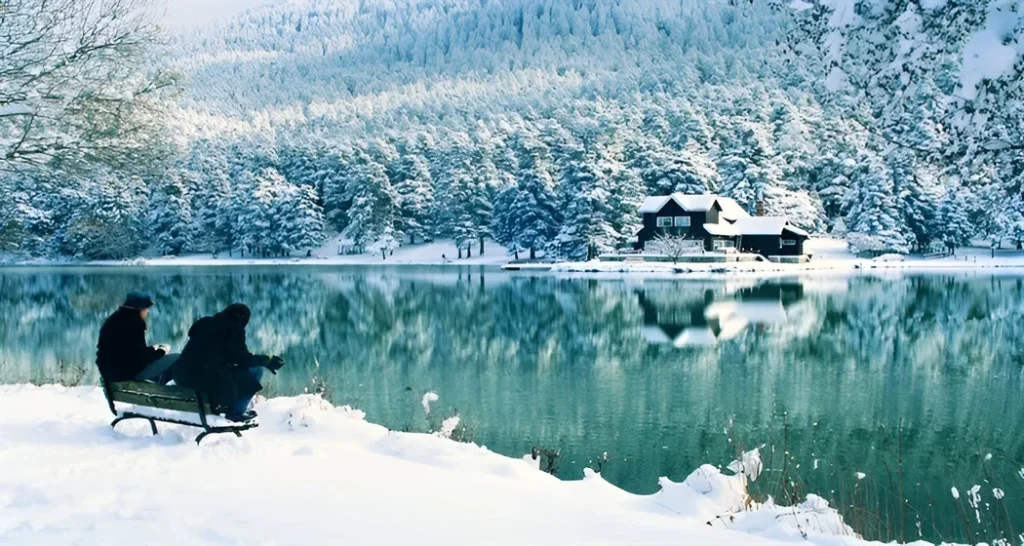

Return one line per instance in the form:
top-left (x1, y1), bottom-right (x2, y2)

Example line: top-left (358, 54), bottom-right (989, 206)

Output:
top-left (1, 267), bottom-right (1022, 543)
top-left (637, 282), bottom-right (805, 347)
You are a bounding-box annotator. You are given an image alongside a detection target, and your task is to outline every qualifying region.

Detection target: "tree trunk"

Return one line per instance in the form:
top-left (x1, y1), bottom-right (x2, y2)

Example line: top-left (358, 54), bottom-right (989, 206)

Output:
top-left (410, 235), bottom-right (416, 245)
top-left (514, 249), bottom-right (519, 260)
top-left (479, 237), bottom-right (484, 255)
top-left (530, 247), bottom-right (536, 260)
top-left (381, 249), bottom-right (386, 260)
top-left (467, 246), bottom-right (472, 258)
top-left (458, 247), bottom-right (463, 259)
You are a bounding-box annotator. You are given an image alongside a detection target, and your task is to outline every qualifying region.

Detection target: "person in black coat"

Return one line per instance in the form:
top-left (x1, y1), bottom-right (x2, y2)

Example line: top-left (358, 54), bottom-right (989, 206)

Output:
top-left (96, 292), bottom-right (177, 383)
top-left (172, 303), bottom-right (284, 421)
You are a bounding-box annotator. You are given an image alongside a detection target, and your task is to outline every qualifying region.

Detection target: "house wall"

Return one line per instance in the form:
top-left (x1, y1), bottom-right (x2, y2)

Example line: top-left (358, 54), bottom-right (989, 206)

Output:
top-left (635, 201), bottom-right (725, 251)
top-left (739, 235), bottom-right (781, 257)
top-left (779, 230), bottom-right (806, 256)
top-left (635, 200), bottom-right (710, 250)
top-left (739, 233), bottom-right (806, 257)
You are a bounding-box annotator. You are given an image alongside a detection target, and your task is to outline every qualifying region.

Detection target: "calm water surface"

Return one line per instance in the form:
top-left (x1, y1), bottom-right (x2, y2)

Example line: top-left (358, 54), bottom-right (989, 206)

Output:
top-left (2, 266), bottom-right (1022, 543)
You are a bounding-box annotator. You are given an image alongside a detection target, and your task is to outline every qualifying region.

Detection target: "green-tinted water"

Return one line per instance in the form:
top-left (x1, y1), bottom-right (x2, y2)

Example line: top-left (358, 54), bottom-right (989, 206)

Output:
top-left (2, 266), bottom-right (1022, 543)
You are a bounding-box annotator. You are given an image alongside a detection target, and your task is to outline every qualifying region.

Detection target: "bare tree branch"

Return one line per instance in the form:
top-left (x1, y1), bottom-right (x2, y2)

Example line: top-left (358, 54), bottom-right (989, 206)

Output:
top-left (0, 0), bottom-right (178, 169)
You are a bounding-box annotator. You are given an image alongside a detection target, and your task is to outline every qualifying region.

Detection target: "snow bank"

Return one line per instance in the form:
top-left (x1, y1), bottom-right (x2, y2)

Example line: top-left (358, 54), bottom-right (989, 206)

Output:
top-left (0, 385), bottom-right (881, 546)
top-left (544, 241), bottom-right (1024, 277)
top-left (0, 240), bottom-right (513, 268)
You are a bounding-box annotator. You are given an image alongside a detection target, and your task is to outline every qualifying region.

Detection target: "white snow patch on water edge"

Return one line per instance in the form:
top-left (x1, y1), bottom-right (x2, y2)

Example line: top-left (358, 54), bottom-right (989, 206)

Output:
top-left (421, 391), bottom-right (439, 414)
top-left (0, 384), bottom-right (884, 546)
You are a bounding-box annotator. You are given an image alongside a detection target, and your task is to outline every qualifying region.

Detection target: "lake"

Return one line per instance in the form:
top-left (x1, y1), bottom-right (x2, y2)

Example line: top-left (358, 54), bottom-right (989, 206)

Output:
top-left (1, 266), bottom-right (1022, 543)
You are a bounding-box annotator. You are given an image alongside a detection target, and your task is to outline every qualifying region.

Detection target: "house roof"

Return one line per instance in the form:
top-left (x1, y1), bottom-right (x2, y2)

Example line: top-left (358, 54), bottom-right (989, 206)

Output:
top-left (703, 223), bottom-right (738, 237)
top-left (638, 193), bottom-right (753, 220)
top-left (716, 197), bottom-right (750, 221)
top-left (731, 217), bottom-right (809, 237)
top-left (638, 193), bottom-right (720, 214)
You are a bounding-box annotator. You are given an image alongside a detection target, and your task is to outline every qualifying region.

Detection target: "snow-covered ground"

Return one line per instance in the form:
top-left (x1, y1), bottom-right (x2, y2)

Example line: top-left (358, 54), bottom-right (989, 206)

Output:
top-left (2, 239), bottom-right (513, 267)
top-left (0, 385), bottom-right (898, 546)
top-left (5, 238), bottom-right (1024, 277)
top-left (544, 239), bottom-right (1024, 276)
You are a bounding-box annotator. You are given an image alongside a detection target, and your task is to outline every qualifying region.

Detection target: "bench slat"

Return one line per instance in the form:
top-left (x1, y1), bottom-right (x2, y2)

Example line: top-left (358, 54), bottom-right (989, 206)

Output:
top-left (109, 381), bottom-right (197, 401)
top-left (111, 392), bottom-right (214, 414)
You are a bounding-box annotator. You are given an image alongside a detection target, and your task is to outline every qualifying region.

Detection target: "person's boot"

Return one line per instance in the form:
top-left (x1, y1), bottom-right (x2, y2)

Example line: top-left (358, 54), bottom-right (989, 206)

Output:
top-left (225, 410), bottom-right (257, 423)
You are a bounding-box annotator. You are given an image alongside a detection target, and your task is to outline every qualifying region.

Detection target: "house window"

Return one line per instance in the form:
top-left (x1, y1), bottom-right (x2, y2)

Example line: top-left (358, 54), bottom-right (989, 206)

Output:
top-left (656, 217), bottom-right (674, 228)
top-left (782, 239), bottom-right (797, 246)
top-left (674, 216), bottom-right (691, 227)
top-left (714, 240), bottom-right (735, 250)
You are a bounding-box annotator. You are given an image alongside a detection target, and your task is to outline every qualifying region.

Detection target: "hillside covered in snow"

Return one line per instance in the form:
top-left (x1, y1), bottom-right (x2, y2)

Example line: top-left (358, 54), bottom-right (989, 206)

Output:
top-left (0, 0), bottom-right (1021, 261)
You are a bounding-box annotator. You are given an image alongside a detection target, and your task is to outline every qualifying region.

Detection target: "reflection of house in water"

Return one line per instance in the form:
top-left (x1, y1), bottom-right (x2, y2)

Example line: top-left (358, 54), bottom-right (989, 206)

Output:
top-left (638, 281), bottom-right (804, 347)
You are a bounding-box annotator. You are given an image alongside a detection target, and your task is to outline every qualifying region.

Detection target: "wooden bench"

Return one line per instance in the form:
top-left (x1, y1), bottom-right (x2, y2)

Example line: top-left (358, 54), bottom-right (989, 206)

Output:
top-left (103, 381), bottom-right (258, 445)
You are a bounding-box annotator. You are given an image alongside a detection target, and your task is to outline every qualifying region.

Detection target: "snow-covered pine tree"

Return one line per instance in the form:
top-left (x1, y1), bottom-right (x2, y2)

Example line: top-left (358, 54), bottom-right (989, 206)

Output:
top-left (467, 151), bottom-right (498, 256)
top-left (343, 157), bottom-right (402, 257)
top-left (392, 154), bottom-right (435, 245)
top-left (631, 138), bottom-right (718, 196)
top-left (492, 185), bottom-right (520, 259)
top-left (886, 148), bottom-right (940, 252)
top-left (60, 172), bottom-right (149, 260)
top-left (718, 122), bottom-right (784, 213)
top-left (936, 183), bottom-right (973, 250)
top-left (843, 152), bottom-right (911, 254)
top-left (148, 171), bottom-right (194, 256)
top-left (280, 182), bottom-right (326, 254)
top-left (554, 143), bottom-right (617, 261)
top-left (510, 137), bottom-right (560, 260)
top-left (232, 170), bottom-right (274, 257)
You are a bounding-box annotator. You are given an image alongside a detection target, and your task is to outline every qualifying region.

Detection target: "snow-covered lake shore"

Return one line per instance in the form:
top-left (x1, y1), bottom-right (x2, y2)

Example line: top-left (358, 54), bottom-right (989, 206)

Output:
top-left (0, 384), bottom-right (894, 546)
top-left (4, 239), bottom-right (1024, 278)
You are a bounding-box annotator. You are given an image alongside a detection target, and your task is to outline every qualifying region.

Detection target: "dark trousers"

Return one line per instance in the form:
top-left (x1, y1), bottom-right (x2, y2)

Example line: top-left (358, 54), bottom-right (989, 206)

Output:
top-left (135, 353), bottom-right (179, 384)
top-left (229, 367), bottom-right (264, 415)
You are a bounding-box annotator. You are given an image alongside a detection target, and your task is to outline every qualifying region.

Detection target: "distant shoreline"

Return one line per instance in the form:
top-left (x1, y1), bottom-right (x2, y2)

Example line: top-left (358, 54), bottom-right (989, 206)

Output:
top-left (3, 238), bottom-right (1023, 273)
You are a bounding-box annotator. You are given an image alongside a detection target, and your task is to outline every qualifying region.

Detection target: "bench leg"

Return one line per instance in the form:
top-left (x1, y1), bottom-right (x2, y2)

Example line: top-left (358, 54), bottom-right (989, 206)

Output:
top-left (111, 414), bottom-right (159, 436)
top-left (195, 431), bottom-right (209, 445)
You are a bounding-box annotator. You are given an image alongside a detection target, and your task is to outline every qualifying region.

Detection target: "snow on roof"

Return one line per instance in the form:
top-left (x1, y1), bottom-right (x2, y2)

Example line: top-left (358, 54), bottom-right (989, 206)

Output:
top-left (782, 223), bottom-right (806, 236)
top-left (731, 217), bottom-right (808, 237)
top-left (716, 197), bottom-right (750, 221)
top-left (703, 223), bottom-right (738, 237)
top-left (638, 196), bottom-right (673, 214)
top-left (638, 194), bottom-right (736, 214)
top-left (673, 194), bottom-right (718, 212)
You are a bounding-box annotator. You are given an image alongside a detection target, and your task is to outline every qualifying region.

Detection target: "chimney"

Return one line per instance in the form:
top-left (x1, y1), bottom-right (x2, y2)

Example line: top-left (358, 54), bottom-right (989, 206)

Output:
top-left (755, 199), bottom-right (765, 217)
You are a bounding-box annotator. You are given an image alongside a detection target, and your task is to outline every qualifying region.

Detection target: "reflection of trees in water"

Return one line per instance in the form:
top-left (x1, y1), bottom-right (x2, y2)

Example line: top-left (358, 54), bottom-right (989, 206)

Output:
top-left (1, 269), bottom-right (1023, 541)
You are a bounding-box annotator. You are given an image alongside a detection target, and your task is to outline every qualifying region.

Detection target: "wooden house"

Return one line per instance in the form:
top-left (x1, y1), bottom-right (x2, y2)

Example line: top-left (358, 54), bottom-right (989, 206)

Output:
top-left (632, 193), bottom-right (808, 258)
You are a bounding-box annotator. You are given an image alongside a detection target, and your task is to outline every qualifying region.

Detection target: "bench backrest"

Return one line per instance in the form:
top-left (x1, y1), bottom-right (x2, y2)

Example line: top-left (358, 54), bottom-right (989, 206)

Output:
top-left (105, 381), bottom-right (215, 414)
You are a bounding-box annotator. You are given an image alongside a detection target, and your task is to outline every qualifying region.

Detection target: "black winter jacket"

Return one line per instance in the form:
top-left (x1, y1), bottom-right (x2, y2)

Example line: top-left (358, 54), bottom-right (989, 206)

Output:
top-left (172, 310), bottom-right (267, 407)
top-left (96, 308), bottom-right (165, 382)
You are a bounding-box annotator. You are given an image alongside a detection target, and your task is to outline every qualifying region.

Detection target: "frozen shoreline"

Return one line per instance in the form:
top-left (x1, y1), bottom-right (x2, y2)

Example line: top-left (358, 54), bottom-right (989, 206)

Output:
top-left (3, 239), bottom-right (1024, 276)
top-left (0, 384), bottom-right (893, 546)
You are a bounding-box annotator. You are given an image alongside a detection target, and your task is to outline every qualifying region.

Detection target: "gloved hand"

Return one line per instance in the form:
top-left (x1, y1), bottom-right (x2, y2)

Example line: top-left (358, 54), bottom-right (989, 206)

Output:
top-left (265, 355), bottom-right (285, 375)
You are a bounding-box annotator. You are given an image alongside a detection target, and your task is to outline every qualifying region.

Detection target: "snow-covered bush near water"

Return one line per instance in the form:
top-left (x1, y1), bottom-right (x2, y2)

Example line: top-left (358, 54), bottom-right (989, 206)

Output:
top-left (0, 384), bottom-right (877, 546)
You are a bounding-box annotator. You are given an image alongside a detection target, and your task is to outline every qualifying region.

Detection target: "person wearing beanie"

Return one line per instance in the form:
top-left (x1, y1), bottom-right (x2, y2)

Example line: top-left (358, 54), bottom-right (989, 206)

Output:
top-left (96, 292), bottom-right (178, 383)
top-left (172, 303), bottom-right (285, 422)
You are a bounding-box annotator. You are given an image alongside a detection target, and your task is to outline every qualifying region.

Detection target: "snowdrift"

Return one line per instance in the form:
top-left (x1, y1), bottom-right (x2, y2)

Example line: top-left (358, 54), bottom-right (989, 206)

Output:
top-left (1, 385), bottom-right (892, 546)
